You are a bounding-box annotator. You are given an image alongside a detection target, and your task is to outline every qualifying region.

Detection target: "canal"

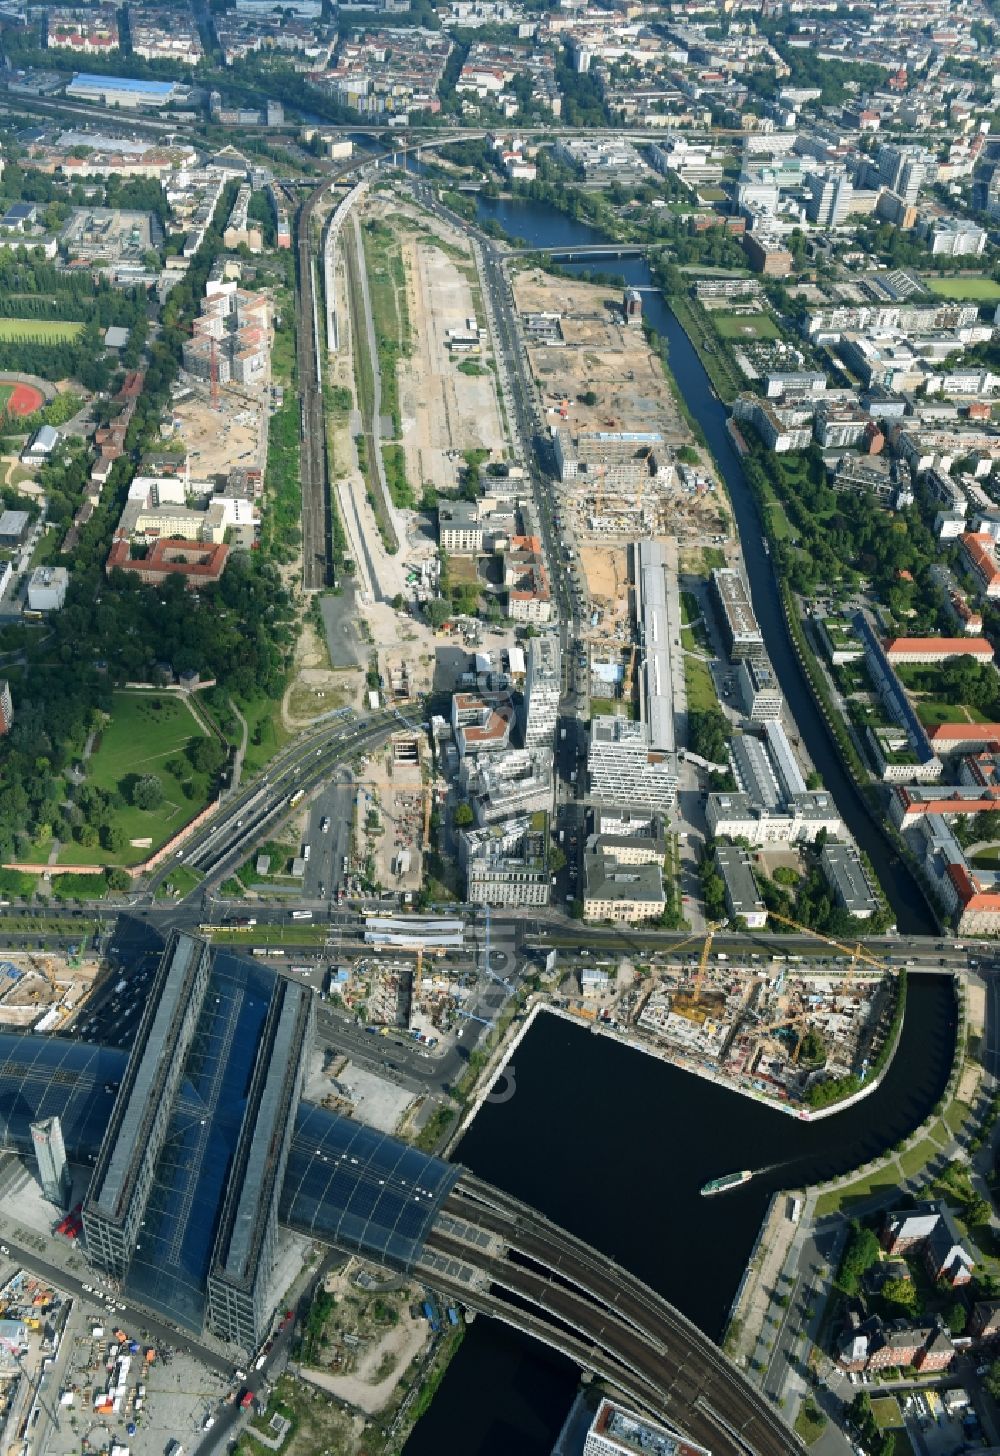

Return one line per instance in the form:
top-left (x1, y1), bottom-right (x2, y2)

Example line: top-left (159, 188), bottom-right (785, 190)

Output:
top-left (405, 978), bottom-right (955, 1455)
top-left (402, 192), bottom-right (948, 1455)
top-left (473, 195), bottom-right (934, 935)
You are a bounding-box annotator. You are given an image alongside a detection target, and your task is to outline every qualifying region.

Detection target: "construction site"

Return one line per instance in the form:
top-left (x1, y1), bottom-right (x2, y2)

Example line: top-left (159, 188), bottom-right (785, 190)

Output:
top-left (0, 951), bottom-right (100, 1033)
top-left (353, 732), bottom-right (431, 899)
top-left (510, 269), bottom-right (730, 659)
top-left (578, 930), bottom-right (897, 1111)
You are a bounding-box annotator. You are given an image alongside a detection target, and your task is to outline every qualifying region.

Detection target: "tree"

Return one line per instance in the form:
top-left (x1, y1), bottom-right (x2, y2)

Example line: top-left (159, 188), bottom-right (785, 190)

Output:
top-left (453, 802), bottom-right (474, 828)
top-left (106, 868), bottom-right (130, 893)
top-left (984, 1359), bottom-right (1000, 1401)
top-left (187, 735), bottom-right (225, 777)
top-left (100, 823), bottom-right (125, 854)
top-left (392, 592), bottom-right (405, 611)
top-left (946, 1301), bottom-right (967, 1336)
top-left (967, 1194), bottom-right (993, 1228)
top-left (881, 1277), bottom-right (917, 1312)
top-left (131, 773), bottom-right (163, 811)
top-left (579, 389), bottom-right (598, 406)
top-left (838, 1221), bottom-right (881, 1294)
top-left (424, 598), bottom-right (451, 628)
top-left (549, 845), bottom-right (567, 873)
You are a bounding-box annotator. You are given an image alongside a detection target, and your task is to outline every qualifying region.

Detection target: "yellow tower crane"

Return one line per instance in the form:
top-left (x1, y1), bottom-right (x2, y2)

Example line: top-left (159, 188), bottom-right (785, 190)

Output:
top-left (765, 913), bottom-right (890, 974)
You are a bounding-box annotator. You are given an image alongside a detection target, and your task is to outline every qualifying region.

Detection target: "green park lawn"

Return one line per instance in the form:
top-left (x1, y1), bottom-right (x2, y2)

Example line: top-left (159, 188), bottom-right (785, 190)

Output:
top-left (0, 318), bottom-right (84, 342)
top-left (926, 276), bottom-right (1000, 301)
top-left (712, 311), bottom-right (781, 341)
top-left (685, 652), bottom-right (718, 712)
top-left (60, 691), bottom-right (214, 866)
top-left (871, 1397), bottom-right (903, 1430)
top-left (915, 700), bottom-right (966, 727)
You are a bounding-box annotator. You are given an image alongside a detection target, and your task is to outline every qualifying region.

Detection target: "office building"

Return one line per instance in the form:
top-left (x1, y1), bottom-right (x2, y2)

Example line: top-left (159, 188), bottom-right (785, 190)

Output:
top-left (876, 144), bottom-right (930, 206)
top-left (714, 846), bottom-right (767, 929)
top-left (923, 218), bottom-right (986, 258)
top-left (30, 1115), bottom-right (72, 1208)
top-left (0, 510), bottom-right (29, 546)
top-left (523, 635), bottom-right (561, 749)
top-left (711, 568), bottom-right (763, 659)
top-left (0, 680), bottom-right (12, 737)
top-left (206, 979), bottom-right (312, 1348)
top-left (706, 790), bottom-right (842, 846)
top-left (738, 654), bottom-right (783, 721)
top-left (588, 715), bottom-right (678, 811)
top-left (461, 817), bottom-right (550, 907)
top-left (466, 747), bottom-right (554, 825)
top-left (819, 842), bottom-right (879, 918)
top-left (885, 637), bottom-right (994, 666)
top-left (83, 933), bottom-right (213, 1276)
top-left (583, 850), bottom-right (665, 924)
top-left (584, 1397), bottom-right (711, 1456)
top-left (438, 500), bottom-right (483, 553)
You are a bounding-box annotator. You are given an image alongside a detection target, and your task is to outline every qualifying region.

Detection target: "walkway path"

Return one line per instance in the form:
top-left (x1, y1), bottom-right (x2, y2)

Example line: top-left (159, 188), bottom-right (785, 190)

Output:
top-left (228, 696), bottom-right (248, 794)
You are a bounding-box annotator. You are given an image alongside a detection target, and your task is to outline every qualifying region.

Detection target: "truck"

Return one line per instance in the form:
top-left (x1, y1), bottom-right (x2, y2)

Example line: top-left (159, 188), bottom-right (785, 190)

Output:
top-left (291, 910), bottom-right (313, 921)
top-left (421, 1301), bottom-right (441, 1333)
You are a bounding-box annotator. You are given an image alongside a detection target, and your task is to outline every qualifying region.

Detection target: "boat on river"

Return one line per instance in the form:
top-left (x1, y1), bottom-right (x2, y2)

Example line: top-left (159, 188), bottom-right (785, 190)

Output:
top-left (701, 1170), bottom-right (752, 1197)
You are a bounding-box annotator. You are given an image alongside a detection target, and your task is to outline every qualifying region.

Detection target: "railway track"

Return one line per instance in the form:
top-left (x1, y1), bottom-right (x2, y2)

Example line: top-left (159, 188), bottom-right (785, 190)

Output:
top-left (295, 188), bottom-right (335, 590)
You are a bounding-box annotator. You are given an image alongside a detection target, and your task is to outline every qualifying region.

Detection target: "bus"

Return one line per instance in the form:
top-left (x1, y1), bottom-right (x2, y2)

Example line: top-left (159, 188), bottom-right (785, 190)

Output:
top-left (291, 910), bottom-right (313, 921)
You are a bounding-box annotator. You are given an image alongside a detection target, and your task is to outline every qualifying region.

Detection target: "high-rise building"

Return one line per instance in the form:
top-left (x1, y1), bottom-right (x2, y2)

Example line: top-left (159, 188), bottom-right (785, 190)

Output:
top-left (0, 679), bottom-right (12, 737)
top-left (805, 169), bottom-right (853, 228)
top-left (876, 144), bottom-right (930, 206)
top-left (30, 1115), bottom-right (72, 1208)
top-left (523, 635), bottom-right (561, 749)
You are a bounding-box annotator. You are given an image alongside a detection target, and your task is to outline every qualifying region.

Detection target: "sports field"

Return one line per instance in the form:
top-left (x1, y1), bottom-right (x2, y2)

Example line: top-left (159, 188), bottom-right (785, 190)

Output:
top-left (926, 276), bottom-right (1000, 301)
top-left (60, 691), bottom-right (215, 865)
top-left (0, 380), bottom-right (45, 415)
top-left (712, 310), bottom-right (781, 340)
top-left (0, 319), bottom-right (84, 343)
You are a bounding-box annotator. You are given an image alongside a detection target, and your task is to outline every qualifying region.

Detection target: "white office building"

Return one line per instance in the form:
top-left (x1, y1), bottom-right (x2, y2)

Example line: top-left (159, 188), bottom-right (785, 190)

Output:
top-left (523, 635), bottom-right (561, 749)
top-left (588, 716), bottom-right (678, 811)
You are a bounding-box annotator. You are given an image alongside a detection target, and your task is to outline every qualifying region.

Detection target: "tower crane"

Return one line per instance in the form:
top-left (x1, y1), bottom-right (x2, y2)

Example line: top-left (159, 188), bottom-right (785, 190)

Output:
top-left (765, 912), bottom-right (890, 974)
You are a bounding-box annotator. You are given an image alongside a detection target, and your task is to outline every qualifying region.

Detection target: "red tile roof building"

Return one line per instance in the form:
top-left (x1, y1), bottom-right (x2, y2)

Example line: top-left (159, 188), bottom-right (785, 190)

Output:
top-left (885, 636), bottom-right (994, 663)
top-left (106, 536), bottom-right (229, 588)
top-left (960, 532), bottom-right (1000, 597)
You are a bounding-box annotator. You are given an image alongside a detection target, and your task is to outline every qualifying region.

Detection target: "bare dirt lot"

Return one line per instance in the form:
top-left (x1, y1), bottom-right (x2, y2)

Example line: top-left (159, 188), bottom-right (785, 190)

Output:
top-left (512, 267), bottom-right (687, 446)
top-left (580, 543), bottom-right (629, 607)
top-left (393, 201), bottom-right (507, 493)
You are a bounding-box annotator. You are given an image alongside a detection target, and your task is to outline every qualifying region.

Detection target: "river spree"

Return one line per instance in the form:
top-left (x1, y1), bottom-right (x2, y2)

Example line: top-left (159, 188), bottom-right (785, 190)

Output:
top-left (405, 977), bottom-right (955, 1454)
